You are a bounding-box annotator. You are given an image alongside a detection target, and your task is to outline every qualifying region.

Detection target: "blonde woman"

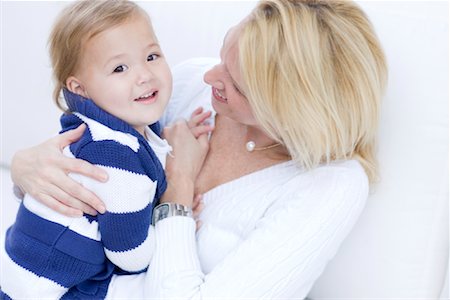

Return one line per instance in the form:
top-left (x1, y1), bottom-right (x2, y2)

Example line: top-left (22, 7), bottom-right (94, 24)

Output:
top-left (8, 0), bottom-right (387, 298)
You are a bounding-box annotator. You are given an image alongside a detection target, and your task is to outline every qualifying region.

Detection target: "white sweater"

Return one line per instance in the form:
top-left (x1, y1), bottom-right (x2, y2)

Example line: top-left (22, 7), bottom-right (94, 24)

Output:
top-left (105, 58), bottom-right (369, 299)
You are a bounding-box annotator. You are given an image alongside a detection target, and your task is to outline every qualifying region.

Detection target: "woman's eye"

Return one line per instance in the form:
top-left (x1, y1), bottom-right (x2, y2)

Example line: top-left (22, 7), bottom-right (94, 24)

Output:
top-left (233, 84), bottom-right (243, 95)
top-left (147, 54), bottom-right (159, 61)
top-left (113, 65), bottom-right (128, 73)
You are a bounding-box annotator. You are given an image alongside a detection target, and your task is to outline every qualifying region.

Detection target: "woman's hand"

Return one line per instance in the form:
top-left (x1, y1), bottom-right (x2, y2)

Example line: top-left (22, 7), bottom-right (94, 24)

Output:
top-left (11, 124), bottom-right (107, 217)
top-left (161, 115), bottom-right (212, 207)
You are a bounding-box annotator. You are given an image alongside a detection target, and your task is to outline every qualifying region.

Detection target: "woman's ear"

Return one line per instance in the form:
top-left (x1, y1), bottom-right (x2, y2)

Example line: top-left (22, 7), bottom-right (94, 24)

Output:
top-left (66, 76), bottom-right (89, 98)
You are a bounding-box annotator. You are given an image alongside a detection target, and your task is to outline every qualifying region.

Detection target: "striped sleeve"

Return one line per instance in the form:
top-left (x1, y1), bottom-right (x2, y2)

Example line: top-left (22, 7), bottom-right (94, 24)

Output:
top-left (75, 141), bottom-right (157, 272)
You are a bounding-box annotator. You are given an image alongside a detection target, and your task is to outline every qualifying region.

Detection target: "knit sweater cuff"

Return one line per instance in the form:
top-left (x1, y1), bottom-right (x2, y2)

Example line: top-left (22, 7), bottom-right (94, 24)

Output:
top-left (154, 216), bottom-right (200, 273)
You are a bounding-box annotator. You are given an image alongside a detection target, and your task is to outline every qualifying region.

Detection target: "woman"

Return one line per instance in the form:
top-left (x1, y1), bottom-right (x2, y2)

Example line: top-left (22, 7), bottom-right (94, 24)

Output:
top-left (8, 0), bottom-right (387, 298)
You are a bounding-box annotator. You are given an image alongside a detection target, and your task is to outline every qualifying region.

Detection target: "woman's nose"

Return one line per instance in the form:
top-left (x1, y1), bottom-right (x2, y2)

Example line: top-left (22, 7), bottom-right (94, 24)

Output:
top-left (204, 65), bottom-right (225, 90)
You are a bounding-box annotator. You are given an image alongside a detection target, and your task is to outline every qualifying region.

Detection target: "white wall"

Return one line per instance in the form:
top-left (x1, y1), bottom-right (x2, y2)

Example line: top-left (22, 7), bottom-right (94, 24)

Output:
top-left (0, 1), bottom-right (257, 166)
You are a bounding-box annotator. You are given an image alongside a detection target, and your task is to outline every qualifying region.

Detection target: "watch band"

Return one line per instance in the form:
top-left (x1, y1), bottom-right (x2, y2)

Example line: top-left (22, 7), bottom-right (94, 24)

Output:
top-left (152, 203), bottom-right (193, 225)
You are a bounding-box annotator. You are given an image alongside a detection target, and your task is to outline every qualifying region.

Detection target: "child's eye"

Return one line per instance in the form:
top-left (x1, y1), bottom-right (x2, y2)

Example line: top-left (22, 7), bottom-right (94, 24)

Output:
top-left (147, 54), bottom-right (159, 61)
top-left (113, 65), bottom-right (128, 73)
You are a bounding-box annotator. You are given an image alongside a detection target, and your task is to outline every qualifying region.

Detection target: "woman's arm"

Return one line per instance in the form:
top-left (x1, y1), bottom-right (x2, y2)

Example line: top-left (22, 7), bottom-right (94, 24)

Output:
top-left (138, 164), bottom-right (368, 299)
top-left (10, 124), bottom-right (107, 216)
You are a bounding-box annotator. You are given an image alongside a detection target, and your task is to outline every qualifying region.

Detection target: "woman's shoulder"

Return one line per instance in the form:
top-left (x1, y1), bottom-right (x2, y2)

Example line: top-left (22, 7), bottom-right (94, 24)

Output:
top-left (312, 159), bottom-right (368, 183)
top-left (261, 160), bottom-right (369, 236)
top-left (279, 159), bottom-right (369, 205)
top-left (294, 159), bottom-right (367, 185)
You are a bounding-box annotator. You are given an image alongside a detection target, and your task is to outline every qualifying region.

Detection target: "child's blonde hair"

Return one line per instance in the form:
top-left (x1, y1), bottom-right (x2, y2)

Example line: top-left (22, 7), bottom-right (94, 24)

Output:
top-left (49, 0), bottom-right (148, 111)
top-left (239, 0), bottom-right (388, 183)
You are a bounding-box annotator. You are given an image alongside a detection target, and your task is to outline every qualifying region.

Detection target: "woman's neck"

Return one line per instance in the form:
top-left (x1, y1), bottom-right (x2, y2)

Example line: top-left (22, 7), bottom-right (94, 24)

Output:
top-left (194, 114), bottom-right (290, 194)
top-left (220, 114), bottom-right (290, 158)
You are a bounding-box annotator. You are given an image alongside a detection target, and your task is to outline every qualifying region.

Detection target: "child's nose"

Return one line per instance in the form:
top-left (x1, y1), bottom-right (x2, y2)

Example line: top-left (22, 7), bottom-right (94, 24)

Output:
top-left (137, 66), bottom-right (154, 85)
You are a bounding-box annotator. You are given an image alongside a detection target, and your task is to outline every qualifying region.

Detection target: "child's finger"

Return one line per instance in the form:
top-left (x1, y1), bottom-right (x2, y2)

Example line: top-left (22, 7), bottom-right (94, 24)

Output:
top-left (187, 107), bottom-right (204, 128)
top-left (190, 124), bottom-right (214, 138)
top-left (192, 194), bottom-right (202, 211)
top-left (190, 107), bottom-right (204, 119)
top-left (193, 202), bottom-right (204, 218)
top-left (187, 111), bottom-right (212, 129)
top-left (193, 194), bottom-right (202, 204)
top-left (196, 220), bottom-right (203, 231)
top-left (193, 194), bottom-right (204, 218)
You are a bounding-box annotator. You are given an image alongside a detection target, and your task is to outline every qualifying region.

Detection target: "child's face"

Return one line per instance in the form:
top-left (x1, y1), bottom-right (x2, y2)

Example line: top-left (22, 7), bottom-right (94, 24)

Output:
top-left (68, 14), bottom-right (172, 136)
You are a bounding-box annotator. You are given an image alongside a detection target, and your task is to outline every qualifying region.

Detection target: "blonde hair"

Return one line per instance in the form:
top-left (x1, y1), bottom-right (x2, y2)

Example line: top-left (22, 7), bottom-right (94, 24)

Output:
top-left (48, 0), bottom-right (148, 111)
top-left (239, 0), bottom-right (387, 183)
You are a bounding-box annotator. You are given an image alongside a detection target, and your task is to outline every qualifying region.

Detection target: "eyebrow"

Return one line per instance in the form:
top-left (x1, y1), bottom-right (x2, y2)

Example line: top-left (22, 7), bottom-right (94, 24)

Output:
top-left (146, 42), bottom-right (161, 50)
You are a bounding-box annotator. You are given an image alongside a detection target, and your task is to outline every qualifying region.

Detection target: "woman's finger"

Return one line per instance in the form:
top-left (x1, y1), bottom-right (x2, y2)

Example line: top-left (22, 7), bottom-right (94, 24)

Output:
top-left (57, 124), bottom-right (87, 148)
top-left (65, 157), bottom-right (108, 183)
top-left (28, 172), bottom-right (101, 216)
top-left (46, 169), bottom-right (106, 214)
top-left (36, 192), bottom-right (84, 217)
top-left (45, 183), bottom-right (99, 216)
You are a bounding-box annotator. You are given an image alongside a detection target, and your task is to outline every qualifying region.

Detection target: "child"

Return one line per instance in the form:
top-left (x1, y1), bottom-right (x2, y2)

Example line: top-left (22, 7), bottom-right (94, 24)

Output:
top-left (0, 0), bottom-right (210, 298)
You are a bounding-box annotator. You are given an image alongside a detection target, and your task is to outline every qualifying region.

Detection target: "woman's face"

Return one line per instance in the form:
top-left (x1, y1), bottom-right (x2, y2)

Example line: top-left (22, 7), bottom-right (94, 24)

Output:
top-left (203, 21), bottom-right (258, 126)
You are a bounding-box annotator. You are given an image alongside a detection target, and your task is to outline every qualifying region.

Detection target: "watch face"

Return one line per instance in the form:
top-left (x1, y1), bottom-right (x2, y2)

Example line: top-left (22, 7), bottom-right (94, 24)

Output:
top-left (158, 204), bottom-right (170, 219)
top-left (153, 203), bottom-right (191, 225)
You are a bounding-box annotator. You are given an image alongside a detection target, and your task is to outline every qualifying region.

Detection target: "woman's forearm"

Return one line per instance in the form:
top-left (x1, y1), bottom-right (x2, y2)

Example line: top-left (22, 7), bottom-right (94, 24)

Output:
top-left (160, 175), bottom-right (195, 207)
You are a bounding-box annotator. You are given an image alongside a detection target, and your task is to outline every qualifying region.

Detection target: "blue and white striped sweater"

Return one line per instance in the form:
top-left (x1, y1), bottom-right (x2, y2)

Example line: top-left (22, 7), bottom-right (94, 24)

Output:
top-left (1, 89), bottom-right (170, 299)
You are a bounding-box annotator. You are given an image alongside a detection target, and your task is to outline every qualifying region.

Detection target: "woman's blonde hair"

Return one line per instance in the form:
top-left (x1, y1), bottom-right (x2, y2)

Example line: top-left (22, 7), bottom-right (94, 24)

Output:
top-left (239, 0), bottom-right (387, 183)
top-left (48, 0), bottom-right (147, 111)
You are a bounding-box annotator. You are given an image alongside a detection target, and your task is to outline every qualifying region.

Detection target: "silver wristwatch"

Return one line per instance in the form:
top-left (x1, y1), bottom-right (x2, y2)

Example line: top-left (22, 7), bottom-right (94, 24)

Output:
top-left (152, 203), bottom-right (193, 225)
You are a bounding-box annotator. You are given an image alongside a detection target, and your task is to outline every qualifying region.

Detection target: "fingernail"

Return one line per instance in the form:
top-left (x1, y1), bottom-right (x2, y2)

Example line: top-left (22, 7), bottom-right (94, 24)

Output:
top-left (100, 173), bottom-right (108, 182)
top-left (98, 205), bottom-right (106, 214)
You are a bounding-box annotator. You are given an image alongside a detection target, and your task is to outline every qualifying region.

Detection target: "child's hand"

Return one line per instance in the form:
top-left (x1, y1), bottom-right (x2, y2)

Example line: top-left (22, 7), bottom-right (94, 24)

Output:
top-left (187, 107), bottom-right (214, 138)
top-left (193, 194), bottom-right (204, 231)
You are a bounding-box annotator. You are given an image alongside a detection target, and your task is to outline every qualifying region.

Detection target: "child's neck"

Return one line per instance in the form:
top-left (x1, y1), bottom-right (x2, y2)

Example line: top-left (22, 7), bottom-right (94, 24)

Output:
top-left (134, 126), bottom-right (146, 138)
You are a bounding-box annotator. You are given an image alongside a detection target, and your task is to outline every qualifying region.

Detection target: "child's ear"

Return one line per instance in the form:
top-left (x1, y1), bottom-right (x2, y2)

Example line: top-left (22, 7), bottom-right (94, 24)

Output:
top-left (66, 76), bottom-right (89, 98)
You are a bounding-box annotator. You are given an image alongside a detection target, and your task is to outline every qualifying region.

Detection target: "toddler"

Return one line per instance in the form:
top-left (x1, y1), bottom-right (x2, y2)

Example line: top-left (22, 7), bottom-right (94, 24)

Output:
top-left (1, 0), bottom-right (209, 298)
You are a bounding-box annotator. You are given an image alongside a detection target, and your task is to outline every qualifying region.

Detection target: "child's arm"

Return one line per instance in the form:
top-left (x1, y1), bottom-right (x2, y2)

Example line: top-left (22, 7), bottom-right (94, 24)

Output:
top-left (76, 141), bottom-right (156, 272)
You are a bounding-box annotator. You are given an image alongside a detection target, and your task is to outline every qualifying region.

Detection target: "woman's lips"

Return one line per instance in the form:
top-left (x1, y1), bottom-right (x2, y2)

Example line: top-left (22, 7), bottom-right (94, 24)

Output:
top-left (212, 87), bottom-right (227, 103)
